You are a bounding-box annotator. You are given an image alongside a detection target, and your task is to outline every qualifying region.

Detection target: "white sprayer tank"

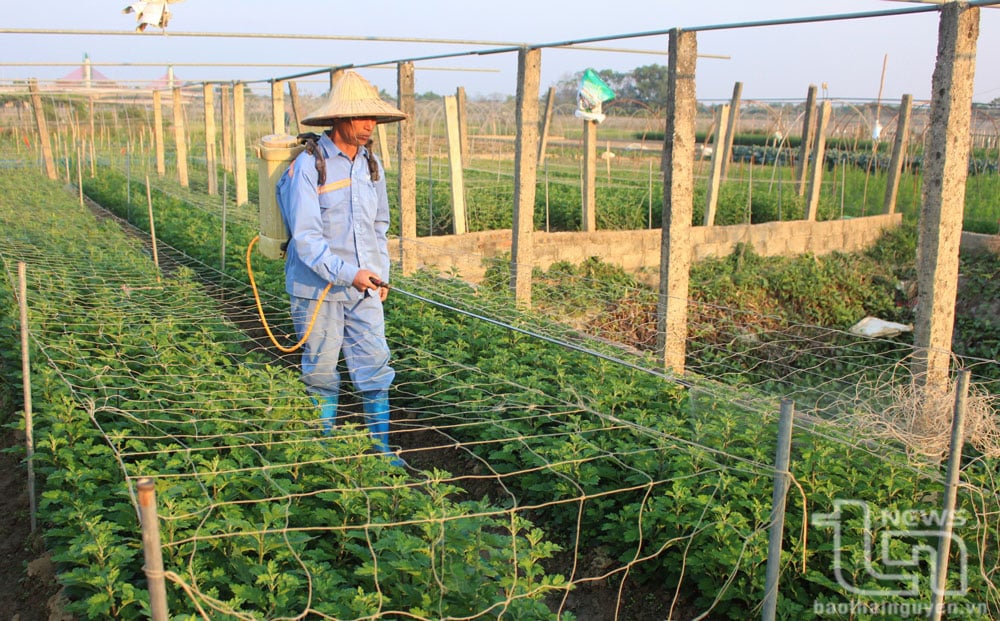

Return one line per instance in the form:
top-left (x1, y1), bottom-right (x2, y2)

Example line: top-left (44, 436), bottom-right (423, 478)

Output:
top-left (256, 134), bottom-right (303, 260)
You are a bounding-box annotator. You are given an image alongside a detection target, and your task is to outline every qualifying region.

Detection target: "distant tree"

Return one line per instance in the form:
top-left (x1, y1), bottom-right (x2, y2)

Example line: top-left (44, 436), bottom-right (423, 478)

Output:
top-left (631, 64), bottom-right (671, 111)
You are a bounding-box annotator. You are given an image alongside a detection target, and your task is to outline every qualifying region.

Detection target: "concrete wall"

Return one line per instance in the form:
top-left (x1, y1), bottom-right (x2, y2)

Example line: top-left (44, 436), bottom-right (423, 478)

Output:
top-left (392, 212), bottom-right (905, 285)
top-left (961, 231), bottom-right (1000, 255)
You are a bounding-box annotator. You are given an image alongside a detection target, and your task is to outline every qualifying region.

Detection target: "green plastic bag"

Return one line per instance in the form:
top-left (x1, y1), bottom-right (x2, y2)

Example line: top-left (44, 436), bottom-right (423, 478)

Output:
top-left (577, 68), bottom-right (615, 122)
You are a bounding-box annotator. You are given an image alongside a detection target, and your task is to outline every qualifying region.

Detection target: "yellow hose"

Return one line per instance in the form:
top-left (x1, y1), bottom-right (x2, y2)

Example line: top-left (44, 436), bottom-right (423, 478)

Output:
top-left (246, 235), bottom-right (331, 353)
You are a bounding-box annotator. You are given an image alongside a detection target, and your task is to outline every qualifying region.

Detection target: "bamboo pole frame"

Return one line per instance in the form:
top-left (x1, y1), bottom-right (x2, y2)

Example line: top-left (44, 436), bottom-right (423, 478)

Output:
top-left (17, 262), bottom-right (37, 535)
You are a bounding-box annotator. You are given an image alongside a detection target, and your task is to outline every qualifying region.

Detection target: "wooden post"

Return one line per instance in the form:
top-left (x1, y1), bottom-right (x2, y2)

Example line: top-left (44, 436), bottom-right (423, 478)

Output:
top-left (913, 3), bottom-right (980, 393)
top-left (795, 85), bottom-right (818, 196)
top-left (443, 95), bottom-right (467, 234)
top-left (152, 90), bottom-right (166, 176)
top-left (657, 28), bottom-right (697, 375)
top-left (719, 82), bottom-right (742, 180)
top-left (146, 175), bottom-right (161, 281)
top-left (511, 47), bottom-right (542, 307)
top-left (220, 84), bottom-right (233, 173)
top-left (397, 62), bottom-right (417, 274)
top-left (28, 79), bottom-right (56, 180)
top-left (203, 84), bottom-right (218, 196)
top-left (233, 82), bottom-right (249, 206)
top-left (537, 86), bottom-right (556, 165)
top-left (762, 399), bottom-right (794, 621)
top-left (703, 104), bottom-right (730, 226)
top-left (582, 119), bottom-right (598, 232)
top-left (271, 79), bottom-right (285, 136)
top-left (456, 86), bottom-right (470, 167)
top-left (137, 479), bottom-right (169, 621)
top-left (804, 100), bottom-right (832, 222)
top-left (171, 87), bottom-right (189, 188)
top-left (17, 263), bottom-right (37, 534)
top-left (288, 81), bottom-right (304, 135)
top-left (883, 94), bottom-right (912, 215)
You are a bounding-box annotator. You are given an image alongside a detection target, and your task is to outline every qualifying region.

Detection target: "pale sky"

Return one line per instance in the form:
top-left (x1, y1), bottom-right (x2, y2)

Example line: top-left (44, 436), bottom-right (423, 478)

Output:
top-left (4, 1), bottom-right (1000, 104)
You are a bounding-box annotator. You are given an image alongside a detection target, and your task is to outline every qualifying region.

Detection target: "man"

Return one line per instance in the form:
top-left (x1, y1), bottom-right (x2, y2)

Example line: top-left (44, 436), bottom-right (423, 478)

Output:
top-left (276, 70), bottom-right (406, 466)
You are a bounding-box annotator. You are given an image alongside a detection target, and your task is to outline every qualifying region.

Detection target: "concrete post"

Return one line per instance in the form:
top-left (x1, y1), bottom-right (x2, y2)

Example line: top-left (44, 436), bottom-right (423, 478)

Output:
top-left (511, 47), bottom-right (542, 307)
top-left (657, 28), bottom-right (697, 375)
top-left (913, 3), bottom-right (980, 392)
top-left (203, 84), bottom-right (218, 196)
top-left (271, 80), bottom-right (285, 136)
top-left (883, 94), bottom-right (913, 215)
top-left (152, 90), bottom-right (165, 176)
top-left (397, 62), bottom-right (418, 274)
top-left (288, 81), bottom-right (303, 136)
top-left (444, 95), bottom-right (467, 234)
top-left (233, 82), bottom-right (248, 206)
top-left (171, 87), bottom-right (189, 188)
top-left (220, 84), bottom-right (233, 173)
top-left (582, 119), bottom-right (598, 232)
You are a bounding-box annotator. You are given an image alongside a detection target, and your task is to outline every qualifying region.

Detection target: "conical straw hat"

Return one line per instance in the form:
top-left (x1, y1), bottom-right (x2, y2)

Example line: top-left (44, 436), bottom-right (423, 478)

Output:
top-left (302, 70), bottom-right (407, 126)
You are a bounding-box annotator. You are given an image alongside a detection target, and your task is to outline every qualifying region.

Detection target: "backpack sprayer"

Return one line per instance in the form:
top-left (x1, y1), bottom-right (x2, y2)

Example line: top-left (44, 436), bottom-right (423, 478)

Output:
top-left (248, 133), bottom-right (331, 353)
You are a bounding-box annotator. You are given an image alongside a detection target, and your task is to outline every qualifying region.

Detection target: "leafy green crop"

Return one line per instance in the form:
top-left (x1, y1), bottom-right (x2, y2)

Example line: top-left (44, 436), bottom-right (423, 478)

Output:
top-left (0, 168), bottom-right (571, 619)
top-left (8, 159), bottom-right (996, 619)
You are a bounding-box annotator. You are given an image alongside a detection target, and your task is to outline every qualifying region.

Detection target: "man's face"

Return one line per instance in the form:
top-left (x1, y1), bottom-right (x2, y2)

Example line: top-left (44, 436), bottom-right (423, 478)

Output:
top-left (344, 116), bottom-right (377, 146)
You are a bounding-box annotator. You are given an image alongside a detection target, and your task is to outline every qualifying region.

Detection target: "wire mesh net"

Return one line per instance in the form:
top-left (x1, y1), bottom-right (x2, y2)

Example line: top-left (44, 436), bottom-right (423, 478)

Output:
top-left (1, 85), bottom-right (998, 620)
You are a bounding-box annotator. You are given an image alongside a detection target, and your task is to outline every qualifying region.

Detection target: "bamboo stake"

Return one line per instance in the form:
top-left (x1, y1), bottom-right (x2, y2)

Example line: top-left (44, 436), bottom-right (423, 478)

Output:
top-left (930, 370), bottom-right (971, 621)
top-left (17, 262), bottom-right (37, 535)
top-left (77, 144), bottom-right (83, 206)
top-left (762, 399), bottom-right (794, 621)
top-left (137, 478), bottom-right (169, 621)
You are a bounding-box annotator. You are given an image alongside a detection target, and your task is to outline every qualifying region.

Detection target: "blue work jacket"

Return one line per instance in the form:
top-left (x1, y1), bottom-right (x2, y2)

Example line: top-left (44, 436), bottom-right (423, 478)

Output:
top-left (276, 132), bottom-right (391, 302)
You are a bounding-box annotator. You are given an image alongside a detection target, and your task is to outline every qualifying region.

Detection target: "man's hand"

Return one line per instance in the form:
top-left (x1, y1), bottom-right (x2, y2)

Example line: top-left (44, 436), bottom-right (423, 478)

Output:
top-left (352, 269), bottom-right (389, 301)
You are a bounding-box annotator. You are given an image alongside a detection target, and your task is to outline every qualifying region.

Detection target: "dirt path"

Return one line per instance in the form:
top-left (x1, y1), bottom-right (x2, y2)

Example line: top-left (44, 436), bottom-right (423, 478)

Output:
top-left (0, 427), bottom-right (64, 621)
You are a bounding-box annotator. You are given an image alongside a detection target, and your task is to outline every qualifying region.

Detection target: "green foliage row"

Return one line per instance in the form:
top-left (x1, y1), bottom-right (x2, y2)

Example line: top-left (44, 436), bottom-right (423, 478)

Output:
top-left (0, 169), bottom-right (569, 619)
top-left (73, 167), bottom-right (1000, 617)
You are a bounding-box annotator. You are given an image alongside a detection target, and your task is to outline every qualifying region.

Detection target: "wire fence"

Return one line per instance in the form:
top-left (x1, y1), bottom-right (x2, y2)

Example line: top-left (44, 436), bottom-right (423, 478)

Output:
top-left (2, 101), bottom-right (1000, 618)
top-left (2, 15), bottom-right (1000, 613)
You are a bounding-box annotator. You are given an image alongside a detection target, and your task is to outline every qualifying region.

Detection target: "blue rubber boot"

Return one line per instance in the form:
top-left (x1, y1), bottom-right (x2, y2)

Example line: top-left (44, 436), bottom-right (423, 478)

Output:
top-left (362, 390), bottom-right (406, 467)
top-left (311, 394), bottom-right (338, 435)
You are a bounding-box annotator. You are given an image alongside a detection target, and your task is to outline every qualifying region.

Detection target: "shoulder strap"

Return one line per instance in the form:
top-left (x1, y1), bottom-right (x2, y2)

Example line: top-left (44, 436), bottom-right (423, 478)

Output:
top-left (364, 139), bottom-right (380, 182)
top-left (296, 132), bottom-right (327, 186)
top-left (298, 132), bottom-right (380, 184)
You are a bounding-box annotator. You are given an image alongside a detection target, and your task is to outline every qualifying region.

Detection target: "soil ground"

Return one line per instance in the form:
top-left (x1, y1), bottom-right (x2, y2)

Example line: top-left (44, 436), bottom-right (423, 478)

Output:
top-left (0, 426), bottom-right (65, 621)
